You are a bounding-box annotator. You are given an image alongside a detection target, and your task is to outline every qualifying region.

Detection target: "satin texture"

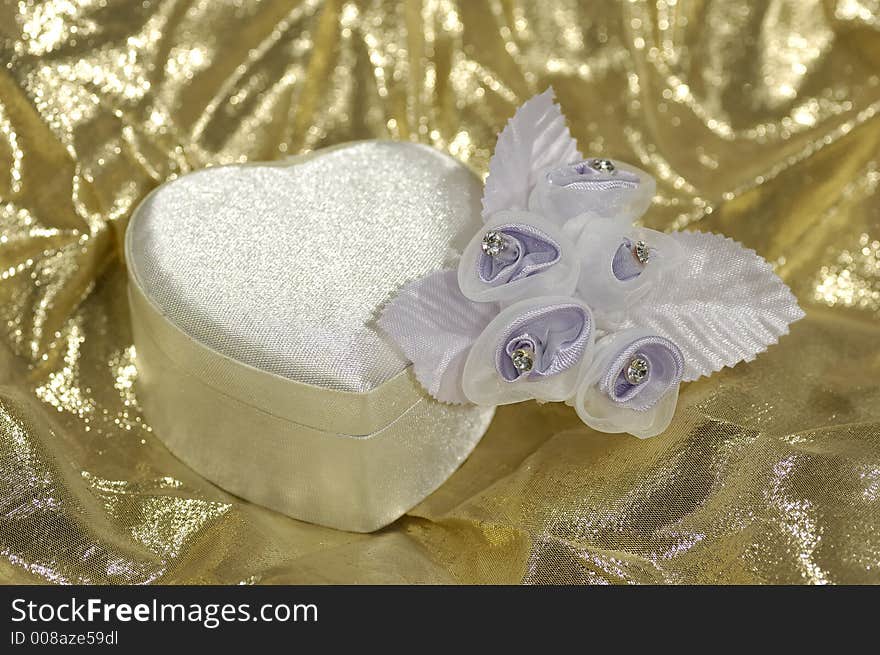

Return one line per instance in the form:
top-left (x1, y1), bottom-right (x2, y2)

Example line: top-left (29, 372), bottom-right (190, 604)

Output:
top-left (1, 0), bottom-right (879, 584)
top-left (125, 141), bottom-right (495, 532)
top-left (128, 141), bottom-right (484, 392)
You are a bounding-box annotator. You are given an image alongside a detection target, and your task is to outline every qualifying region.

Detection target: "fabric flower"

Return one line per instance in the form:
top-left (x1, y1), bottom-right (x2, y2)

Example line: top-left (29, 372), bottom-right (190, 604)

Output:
top-left (569, 328), bottom-right (684, 438)
top-left (573, 218), bottom-right (684, 314)
top-left (462, 296), bottom-right (594, 405)
top-left (458, 210), bottom-right (579, 304)
top-left (380, 89), bottom-right (805, 441)
top-left (528, 158), bottom-right (656, 226)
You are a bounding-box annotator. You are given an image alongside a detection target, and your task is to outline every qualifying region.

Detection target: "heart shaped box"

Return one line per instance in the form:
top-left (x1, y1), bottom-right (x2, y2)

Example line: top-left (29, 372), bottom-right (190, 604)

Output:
top-left (125, 141), bottom-right (495, 532)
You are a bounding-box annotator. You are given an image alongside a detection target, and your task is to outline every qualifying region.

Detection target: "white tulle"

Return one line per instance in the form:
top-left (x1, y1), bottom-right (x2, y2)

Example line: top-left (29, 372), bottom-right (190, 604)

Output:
top-left (528, 159), bottom-right (656, 226)
top-left (569, 329), bottom-right (680, 439)
top-left (614, 231), bottom-right (805, 381)
top-left (458, 210), bottom-right (580, 304)
top-left (574, 218), bottom-right (685, 315)
top-left (462, 296), bottom-right (595, 406)
top-left (377, 270), bottom-right (498, 404)
top-left (572, 382), bottom-right (679, 439)
top-left (481, 89), bottom-right (580, 219)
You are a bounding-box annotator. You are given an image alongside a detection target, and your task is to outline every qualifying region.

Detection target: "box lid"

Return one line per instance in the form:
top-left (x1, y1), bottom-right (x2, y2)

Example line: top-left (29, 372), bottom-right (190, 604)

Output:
top-left (126, 141), bottom-right (483, 396)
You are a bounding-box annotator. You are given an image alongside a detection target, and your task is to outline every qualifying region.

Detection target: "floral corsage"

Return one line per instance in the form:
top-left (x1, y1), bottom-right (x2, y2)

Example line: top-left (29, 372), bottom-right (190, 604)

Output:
top-left (379, 89), bottom-right (804, 438)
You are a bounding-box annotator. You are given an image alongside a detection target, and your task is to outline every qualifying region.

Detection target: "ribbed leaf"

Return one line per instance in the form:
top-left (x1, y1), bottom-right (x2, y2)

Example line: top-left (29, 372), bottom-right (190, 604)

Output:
top-left (482, 88), bottom-right (580, 218)
top-left (378, 270), bottom-right (498, 404)
top-left (617, 232), bottom-right (804, 381)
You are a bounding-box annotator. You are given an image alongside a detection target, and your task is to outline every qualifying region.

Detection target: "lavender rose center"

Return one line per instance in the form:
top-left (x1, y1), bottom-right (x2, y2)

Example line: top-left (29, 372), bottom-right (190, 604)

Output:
top-left (546, 159), bottom-right (640, 191)
top-left (598, 336), bottom-right (684, 411)
top-left (495, 304), bottom-right (592, 382)
top-left (478, 223), bottom-right (561, 287)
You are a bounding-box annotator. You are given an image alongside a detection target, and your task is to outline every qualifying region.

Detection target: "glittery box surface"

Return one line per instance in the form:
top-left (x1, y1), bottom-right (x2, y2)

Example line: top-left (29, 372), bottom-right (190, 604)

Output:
top-left (125, 141), bottom-right (495, 532)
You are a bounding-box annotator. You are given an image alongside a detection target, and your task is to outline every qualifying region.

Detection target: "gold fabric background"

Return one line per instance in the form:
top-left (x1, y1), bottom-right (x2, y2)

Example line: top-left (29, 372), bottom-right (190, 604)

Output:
top-left (1, 0), bottom-right (879, 584)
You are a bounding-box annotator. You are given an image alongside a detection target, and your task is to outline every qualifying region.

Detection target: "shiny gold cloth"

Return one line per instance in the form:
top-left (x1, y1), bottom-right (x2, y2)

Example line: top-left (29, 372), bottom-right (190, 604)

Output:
top-left (1, 0), bottom-right (879, 584)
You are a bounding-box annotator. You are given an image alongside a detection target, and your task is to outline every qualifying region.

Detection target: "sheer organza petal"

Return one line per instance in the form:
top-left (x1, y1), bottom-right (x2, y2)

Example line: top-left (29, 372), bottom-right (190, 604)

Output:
top-left (528, 158), bottom-right (656, 226)
top-left (574, 218), bottom-right (684, 315)
top-left (569, 329), bottom-right (681, 438)
top-left (462, 296), bottom-right (595, 405)
top-left (458, 210), bottom-right (580, 304)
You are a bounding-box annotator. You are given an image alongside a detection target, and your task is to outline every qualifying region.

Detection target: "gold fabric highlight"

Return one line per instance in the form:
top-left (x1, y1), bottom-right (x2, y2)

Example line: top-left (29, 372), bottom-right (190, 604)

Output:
top-left (1, 0), bottom-right (879, 583)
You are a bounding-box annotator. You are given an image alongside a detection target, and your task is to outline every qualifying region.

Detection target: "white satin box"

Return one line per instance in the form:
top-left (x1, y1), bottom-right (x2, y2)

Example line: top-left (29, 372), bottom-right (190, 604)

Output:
top-left (125, 141), bottom-right (495, 532)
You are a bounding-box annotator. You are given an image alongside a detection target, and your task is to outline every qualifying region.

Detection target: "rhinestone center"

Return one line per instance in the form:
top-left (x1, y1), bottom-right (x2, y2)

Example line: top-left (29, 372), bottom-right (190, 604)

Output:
top-left (632, 240), bottom-right (650, 265)
top-left (511, 347), bottom-right (534, 374)
top-left (481, 231), bottom-right (506, 258)
top-left (625, 356), bottom-right (650, 385)
top-left (590, 158), bottom-right (615, 173)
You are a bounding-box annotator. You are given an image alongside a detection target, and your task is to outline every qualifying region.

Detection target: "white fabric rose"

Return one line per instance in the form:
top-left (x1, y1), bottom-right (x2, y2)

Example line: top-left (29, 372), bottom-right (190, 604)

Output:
top-left (573, 218), bottom-right (684, 315)
top-left (458, 210), bottom-right (579, 304)
top-left (462, 296), bottom-right (595, 406)
top-left (528, 158), bottom-right (656, 227)
top-left (569, 328), bottom-right (684, 438)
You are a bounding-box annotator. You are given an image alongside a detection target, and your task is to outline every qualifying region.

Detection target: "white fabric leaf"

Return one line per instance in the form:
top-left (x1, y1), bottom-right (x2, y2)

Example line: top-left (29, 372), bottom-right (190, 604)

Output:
top-left (378, 270), bottom-right (498, 404)
top-left (482, 88), bottom-right (581, 219)
top-left (616, 231), bottom-right (805, 381)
